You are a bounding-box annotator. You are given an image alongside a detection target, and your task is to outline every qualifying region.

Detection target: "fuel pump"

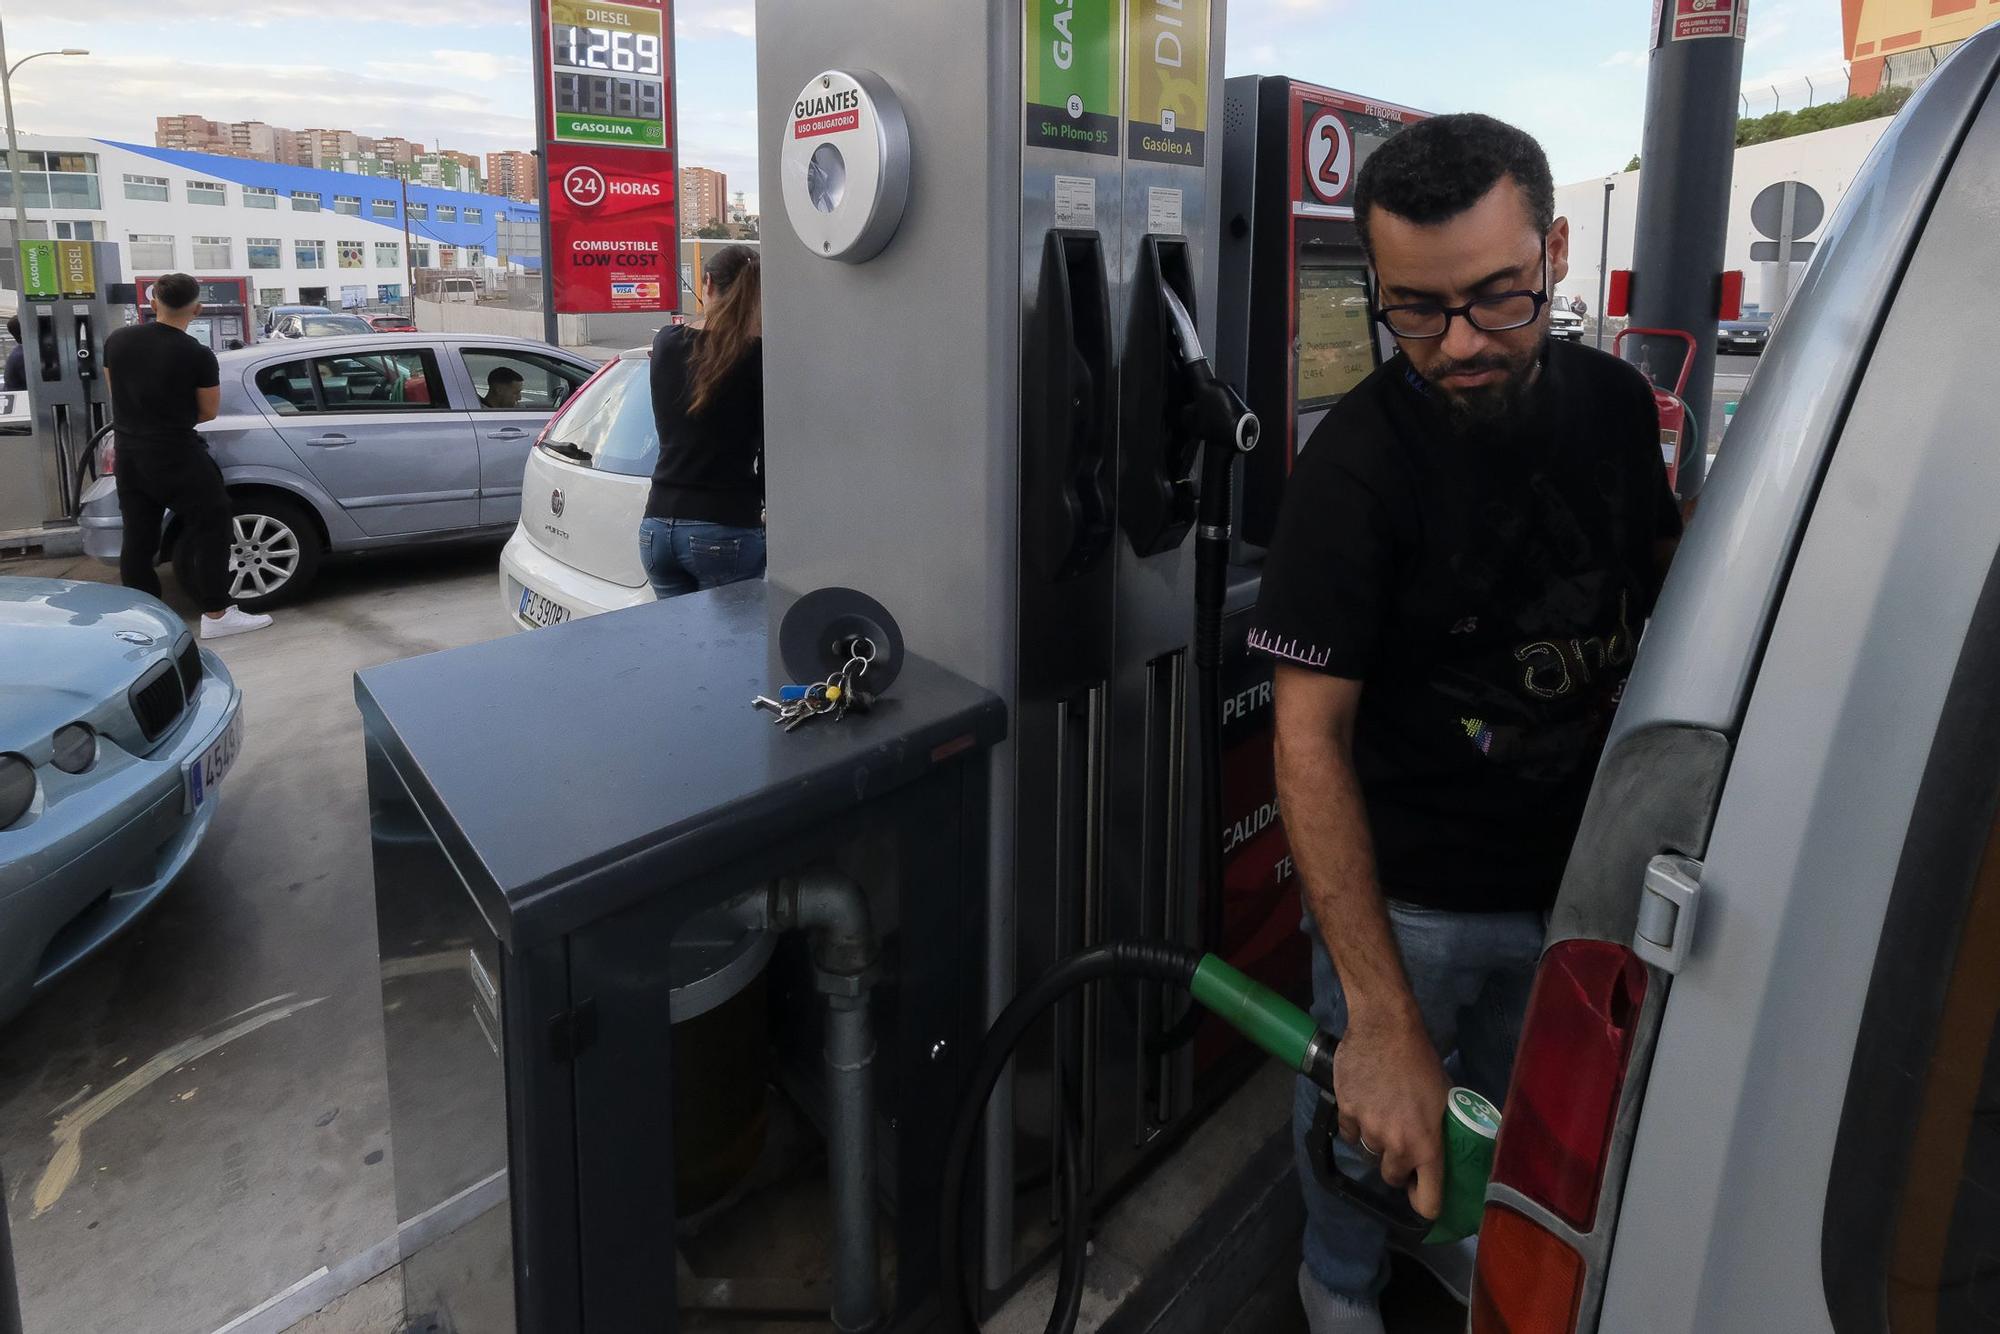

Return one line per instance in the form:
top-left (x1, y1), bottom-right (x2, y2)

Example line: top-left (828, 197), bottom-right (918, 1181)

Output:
top-left (0, 239), bottom-right (122, 535)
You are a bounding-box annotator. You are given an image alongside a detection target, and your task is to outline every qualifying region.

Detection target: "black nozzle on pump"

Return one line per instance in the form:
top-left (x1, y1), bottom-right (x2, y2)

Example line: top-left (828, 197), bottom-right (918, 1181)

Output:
top-left (1150, 283), bottom-right (1260, 1059)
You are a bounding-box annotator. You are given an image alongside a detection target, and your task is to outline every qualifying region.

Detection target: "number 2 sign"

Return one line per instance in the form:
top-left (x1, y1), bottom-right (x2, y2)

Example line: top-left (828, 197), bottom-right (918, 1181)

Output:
top-left (1306, 109), bottom-right (1353, 206)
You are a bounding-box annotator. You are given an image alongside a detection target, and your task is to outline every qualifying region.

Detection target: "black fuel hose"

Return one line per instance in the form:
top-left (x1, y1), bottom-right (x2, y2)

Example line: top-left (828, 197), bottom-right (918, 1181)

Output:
top-left (1150, 443), bottom-right (1235, 1057)
top-left (940, 941), bottom-right (1206, 1334)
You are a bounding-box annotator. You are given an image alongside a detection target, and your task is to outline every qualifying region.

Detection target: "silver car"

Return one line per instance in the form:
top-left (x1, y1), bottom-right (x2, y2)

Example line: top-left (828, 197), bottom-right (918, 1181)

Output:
top-left (0, 577), bottom-right (242, 1025)
top-left (80, 333), bottom-right (596, 609)
top-left (269, 311), bottom-right (374, 340)
top-left (1470, 28), bottom-right (2000, 1333)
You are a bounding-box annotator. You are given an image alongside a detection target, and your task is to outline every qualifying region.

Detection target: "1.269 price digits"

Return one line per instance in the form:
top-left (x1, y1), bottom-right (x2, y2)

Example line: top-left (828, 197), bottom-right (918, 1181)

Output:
top-left (555, 23), bottom-right (661, 77)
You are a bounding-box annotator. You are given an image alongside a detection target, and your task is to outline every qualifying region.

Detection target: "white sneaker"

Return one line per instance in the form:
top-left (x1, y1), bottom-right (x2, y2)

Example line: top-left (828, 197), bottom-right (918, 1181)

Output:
top-left (200, 606), bottom-right (274, 640)
top-left (1298, 1264), bottom-right (1387, 1334)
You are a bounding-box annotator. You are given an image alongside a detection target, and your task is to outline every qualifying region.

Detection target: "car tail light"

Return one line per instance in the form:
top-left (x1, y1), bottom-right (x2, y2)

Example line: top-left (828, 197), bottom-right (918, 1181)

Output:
top-left (1470, 1204), bottom-right (1586, 1333)
top-left (1469, 939), bottom-right (1649, 1334)
top-left (1492, 939), bottom-right (1647, 1228)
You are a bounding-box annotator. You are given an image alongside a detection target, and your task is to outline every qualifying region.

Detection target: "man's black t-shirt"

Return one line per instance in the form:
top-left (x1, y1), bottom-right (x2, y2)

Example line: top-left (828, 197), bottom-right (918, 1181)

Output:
top-left (1250, 339), bottom-right (1682, 913)
top-left (646, 324), bottom-right (765, 528)
top-left (104, 321), bottom-right (220, 453)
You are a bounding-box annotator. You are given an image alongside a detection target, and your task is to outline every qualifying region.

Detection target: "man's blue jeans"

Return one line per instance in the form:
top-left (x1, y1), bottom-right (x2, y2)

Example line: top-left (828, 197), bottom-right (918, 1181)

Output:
top-left (638, 517), bottom-right (766, 599)
top-left (1292, 902), bottom-right (1545, 1307)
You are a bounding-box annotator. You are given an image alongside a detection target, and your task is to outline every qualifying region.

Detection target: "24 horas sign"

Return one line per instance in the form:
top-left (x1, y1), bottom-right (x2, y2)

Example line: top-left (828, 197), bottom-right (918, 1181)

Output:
top-left (536, 0), bottom-right (680, 313)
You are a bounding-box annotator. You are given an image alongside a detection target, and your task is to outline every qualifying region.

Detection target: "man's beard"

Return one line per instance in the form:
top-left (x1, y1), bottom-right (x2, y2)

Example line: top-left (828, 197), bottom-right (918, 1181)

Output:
top-left (1428, 339), bottom-right (1544, 433)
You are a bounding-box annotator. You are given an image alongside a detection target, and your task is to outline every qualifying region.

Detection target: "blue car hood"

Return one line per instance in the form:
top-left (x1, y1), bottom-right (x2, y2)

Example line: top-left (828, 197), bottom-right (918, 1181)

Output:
top-left (0, 578), bottom-right (186, 745)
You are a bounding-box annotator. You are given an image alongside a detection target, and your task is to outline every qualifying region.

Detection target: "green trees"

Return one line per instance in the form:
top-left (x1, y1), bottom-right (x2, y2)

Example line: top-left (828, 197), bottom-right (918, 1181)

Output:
top-left (1622, 85), bottom-right (1913, 172)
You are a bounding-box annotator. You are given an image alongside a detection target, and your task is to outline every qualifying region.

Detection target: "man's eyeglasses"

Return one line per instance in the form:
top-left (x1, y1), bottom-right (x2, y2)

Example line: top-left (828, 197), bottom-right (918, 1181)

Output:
top-left (1372, 240), bottom-right (1551, 340)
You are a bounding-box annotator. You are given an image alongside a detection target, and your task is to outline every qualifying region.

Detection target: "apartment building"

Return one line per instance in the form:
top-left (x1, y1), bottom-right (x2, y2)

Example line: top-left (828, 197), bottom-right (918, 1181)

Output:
top-left (2, 135), bottom-right (539, 311)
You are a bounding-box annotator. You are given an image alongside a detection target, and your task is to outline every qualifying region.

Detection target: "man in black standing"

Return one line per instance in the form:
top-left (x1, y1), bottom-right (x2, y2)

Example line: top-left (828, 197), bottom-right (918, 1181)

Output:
top-left (1250, 116), bottom-right (1680, 1333)
top-left (103, 273), bottom-right (271, 638)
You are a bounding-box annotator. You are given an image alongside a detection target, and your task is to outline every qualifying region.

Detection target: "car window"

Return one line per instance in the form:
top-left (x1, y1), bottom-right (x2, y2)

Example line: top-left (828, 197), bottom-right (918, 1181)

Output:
top-left (537, 358), bottom-right (657, 476)
top-left (302, 315), bottom-right (374, 337)
top-left (460, 348), bottom-right (591, 413)
top-left (254, 361), bottom-right (317, 415)
top-left (305, 349), bottom-right (447, 411)
top-left (1824, 561), bottom-right (2000, 1332)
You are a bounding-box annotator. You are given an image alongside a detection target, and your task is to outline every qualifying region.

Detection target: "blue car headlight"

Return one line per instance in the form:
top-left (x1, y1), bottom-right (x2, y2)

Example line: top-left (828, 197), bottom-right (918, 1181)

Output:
top-left (51, 724), bottom-right (96, 775)
top-left (0, 754), bottom-right (34, 828)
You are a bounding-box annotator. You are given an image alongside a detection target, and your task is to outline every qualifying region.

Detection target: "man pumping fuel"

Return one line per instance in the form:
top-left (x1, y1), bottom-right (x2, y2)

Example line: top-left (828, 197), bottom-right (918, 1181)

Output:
top-left (1249, 115), bottom-right (1680, 1333)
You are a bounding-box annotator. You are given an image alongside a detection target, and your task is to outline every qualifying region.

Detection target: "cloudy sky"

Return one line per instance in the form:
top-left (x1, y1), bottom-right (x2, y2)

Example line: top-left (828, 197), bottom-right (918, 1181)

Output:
top-left (6, 0), bottom-right (1848, 209)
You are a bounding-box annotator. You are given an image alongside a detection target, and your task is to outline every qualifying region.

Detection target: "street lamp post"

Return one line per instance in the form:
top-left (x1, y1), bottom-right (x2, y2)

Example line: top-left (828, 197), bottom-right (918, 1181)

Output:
top-left (0, 20), bottom-right (89, 259)
top-left (1596, 178), bottom-right (1614, 350)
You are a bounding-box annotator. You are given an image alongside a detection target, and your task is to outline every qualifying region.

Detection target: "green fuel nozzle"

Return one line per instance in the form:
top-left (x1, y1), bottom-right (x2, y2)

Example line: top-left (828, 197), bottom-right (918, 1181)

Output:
top-left (1186, 953), bottom-right (1334, 1089)
top-left (1186, 952), bottom-right (1499, 1246)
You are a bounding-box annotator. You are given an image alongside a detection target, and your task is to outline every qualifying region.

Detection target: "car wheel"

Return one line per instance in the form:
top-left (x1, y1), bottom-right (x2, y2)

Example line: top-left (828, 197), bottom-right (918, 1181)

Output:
top-left (176, 495), bottom-right (325, 612)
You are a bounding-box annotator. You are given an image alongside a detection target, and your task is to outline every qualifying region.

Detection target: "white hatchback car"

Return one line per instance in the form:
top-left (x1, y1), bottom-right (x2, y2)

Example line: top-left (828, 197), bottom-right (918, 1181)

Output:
top-left (498, 346), bottom-right (660, 629)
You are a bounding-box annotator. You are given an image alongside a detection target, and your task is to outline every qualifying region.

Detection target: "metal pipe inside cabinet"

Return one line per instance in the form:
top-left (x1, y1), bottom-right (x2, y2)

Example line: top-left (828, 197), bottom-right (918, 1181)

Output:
top-left (824, 996), bottom-right (880, 1332)
top-left (724, 874), bottom-right (883, 1329)
top-left (1628, 0), bottom-right (1748, 500)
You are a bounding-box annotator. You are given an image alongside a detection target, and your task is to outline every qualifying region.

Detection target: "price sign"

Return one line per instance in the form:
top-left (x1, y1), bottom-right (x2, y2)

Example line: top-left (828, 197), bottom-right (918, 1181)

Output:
top-left (547, 0), bottom-right (670, 147)
top-left (536, 0), bottom-right (679, 313)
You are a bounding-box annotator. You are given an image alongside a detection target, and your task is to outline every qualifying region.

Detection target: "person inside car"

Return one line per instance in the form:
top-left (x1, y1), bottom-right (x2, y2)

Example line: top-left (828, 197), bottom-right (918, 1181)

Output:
top-left (481, 366), bottom-right (525, 410)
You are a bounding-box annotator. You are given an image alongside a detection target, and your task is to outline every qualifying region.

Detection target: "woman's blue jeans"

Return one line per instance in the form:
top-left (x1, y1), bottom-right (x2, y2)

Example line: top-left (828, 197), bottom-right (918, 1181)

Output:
top-left (638, 517), bottom-right (766, 599)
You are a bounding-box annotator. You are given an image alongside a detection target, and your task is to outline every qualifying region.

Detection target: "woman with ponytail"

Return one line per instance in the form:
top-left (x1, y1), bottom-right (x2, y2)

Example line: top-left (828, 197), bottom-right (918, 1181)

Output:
top-left (639, 244), bottom-right (766, 597)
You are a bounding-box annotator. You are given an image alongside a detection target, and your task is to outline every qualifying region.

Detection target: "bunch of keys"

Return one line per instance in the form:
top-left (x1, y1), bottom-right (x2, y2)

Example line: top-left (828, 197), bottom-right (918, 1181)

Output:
top-left (752, 637), bottom-right (879, 733)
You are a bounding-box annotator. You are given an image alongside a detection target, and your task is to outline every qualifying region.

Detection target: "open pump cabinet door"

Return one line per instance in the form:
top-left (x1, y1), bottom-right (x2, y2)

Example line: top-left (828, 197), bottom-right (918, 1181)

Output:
top-left (1472, 30), bottom-right (2000, 1333)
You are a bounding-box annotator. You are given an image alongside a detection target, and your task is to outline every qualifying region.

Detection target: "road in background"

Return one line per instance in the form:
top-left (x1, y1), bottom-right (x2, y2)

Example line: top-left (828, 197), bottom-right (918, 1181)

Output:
top-left (1709, 351), bottom-right (1759, 457)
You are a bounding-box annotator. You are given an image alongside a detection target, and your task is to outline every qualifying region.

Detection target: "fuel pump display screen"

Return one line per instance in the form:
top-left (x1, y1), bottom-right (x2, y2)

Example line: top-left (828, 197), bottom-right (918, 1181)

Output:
top-left (547, 0), bottom-right (669, 148)
top-left (1295, 264), bottom-right (1373, 409)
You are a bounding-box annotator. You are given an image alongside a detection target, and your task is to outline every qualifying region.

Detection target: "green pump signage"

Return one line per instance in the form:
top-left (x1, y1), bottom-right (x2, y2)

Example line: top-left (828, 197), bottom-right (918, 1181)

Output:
top-left (18, 241), bottom-right (57, 299)
top-left (1025, 0), bottom-right (1119, 156)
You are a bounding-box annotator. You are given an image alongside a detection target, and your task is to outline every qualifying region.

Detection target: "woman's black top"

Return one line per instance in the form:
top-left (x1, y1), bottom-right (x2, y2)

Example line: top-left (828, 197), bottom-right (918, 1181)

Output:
top-left (645, 324), bottom-right (765, 527)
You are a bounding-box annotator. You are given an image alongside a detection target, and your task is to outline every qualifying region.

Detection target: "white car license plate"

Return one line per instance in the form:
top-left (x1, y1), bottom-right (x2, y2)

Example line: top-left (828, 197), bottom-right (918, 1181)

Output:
top-left (185, 710), bottom-right (244, 812)
top-left (519, 587), bottom-right (571, 629)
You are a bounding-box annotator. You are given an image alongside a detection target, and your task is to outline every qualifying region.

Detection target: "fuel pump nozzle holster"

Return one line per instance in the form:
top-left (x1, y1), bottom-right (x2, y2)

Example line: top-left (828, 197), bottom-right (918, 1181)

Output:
top-left (1119, 237), bottom-right (1260, 559)
top-left (1158, 282), bottom-right (1260, 471)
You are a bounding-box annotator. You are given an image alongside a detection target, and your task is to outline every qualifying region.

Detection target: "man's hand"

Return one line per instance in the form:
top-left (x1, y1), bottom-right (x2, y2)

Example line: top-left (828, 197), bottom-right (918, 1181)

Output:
top-left (1272, 664), bottom-right (1447, 1218)
top-left (1333, 1011), bottom-right (1450, 1219)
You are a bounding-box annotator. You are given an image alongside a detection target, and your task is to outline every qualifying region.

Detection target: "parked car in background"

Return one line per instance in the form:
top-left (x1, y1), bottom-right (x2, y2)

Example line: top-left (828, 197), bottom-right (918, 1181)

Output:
top-left (1549, 294), bottom-right (1586, 343)
top-left (1470, 31), bottom-right (2000, 1333)
top-left (1715, 313), bottom-right (1771, 355)
top-left (79, 334), bottom-right (596, 610)
top-left (0, 577), bottom-right (243, 1025)
top-left (260, 304), bottom-right (330, 336)
top-left (499, 347), bottom-right (659, 629)
top-left (272, 311), bottom-right (375, 340)
top-left (366, 314), bottom-right (419, 333)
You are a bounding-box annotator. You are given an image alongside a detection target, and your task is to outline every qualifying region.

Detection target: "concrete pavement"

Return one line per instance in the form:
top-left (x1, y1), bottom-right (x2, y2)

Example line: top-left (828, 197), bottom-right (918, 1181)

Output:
top-left (0, 542), bottom-right (516, 1334)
